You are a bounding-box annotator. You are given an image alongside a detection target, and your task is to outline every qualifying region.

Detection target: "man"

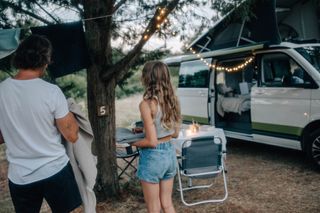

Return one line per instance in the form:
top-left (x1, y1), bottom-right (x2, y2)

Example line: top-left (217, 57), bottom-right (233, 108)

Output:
top-left (0, 35), bottom-right (82, 213)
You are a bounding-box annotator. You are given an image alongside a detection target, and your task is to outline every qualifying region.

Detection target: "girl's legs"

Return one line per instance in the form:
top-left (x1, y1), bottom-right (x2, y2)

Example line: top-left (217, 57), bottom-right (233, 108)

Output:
top-left (159, 178), bottom-right (175, 213)
top-left (141, 180), bottom-right (161, 213)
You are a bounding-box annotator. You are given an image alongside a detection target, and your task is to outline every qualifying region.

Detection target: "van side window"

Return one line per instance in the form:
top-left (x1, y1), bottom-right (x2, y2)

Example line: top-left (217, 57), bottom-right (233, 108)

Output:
top-left (179, 59), bottom-right (211, 88)
top-left (261, 53), bottom-right (310, 88)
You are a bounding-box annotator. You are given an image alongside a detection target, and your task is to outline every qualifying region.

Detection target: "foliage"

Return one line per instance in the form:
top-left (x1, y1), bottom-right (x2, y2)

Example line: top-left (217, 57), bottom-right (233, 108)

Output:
top-left (210, 0), bottom-right (258, 21)
top-left (116, 63), bottom-right (179, 99)
top-left (55, 70), bottom-right (87, 101)
top-left (0, 0), bottom-right (239, 199)
top-left (117, 48), bottom-right (169, 86)
top-left (0, 0), bottom-right (218, 50)
top-left (0, 70), bottom-right (11, 82)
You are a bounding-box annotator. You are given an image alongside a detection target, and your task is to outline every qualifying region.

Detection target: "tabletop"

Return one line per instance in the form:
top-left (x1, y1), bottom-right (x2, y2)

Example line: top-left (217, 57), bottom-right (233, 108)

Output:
top-left (171, 126), bottom-right (227, 155)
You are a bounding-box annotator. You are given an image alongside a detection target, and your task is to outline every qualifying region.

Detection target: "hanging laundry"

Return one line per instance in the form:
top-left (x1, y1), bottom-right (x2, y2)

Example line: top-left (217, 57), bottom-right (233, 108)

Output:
top-left (0, 28), bottom-right (21, 59)
top-left (31, 21), bottom-right (90, 78)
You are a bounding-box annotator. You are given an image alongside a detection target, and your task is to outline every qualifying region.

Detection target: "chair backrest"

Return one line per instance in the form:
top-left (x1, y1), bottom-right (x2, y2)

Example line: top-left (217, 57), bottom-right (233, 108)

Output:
top-left (181, 136), bottom-right (222, 174)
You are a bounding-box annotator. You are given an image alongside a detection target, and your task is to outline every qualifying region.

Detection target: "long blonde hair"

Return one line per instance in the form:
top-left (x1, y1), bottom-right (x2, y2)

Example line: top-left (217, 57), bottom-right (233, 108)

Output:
top-left (141, 61), bottom-right (181, 129)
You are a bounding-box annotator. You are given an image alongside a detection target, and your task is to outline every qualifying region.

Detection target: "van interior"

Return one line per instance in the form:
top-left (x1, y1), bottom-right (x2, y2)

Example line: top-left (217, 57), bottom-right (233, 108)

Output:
top-left (214, 57), bottom-right (256, 134)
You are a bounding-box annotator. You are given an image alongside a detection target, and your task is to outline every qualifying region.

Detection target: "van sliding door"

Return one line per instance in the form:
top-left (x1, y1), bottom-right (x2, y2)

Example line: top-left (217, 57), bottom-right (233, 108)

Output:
top-left (178, 59), bottom-right (212, 124)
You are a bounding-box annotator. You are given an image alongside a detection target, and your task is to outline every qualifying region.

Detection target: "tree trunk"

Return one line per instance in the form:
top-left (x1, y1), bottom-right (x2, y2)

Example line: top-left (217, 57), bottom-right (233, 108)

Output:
top-left (87, 70), bottom-right (119, 200)
top-left (84, 0), bottom-right (120, 200)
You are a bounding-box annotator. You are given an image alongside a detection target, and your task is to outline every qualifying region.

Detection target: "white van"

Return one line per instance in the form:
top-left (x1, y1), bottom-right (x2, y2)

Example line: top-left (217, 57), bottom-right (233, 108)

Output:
top-left (165, 42), bottom-right (320, 169)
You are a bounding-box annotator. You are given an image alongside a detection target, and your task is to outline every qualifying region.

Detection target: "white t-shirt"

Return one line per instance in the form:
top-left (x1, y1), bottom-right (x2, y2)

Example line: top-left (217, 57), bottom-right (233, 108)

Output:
top-left (0, 78), bottom-right (69, 184)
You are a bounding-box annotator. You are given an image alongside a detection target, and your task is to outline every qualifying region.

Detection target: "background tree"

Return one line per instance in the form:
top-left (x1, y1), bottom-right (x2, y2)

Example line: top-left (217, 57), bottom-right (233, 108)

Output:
top-left (0, 0), bottom-right (242, 200)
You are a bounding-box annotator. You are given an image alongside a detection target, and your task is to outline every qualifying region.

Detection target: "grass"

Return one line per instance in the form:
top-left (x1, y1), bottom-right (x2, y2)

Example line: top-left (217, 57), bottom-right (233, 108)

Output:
top-left (94, 138), bottom-right (320, 213)
top-left (115, 94), bottom-right (142, 128)
top-left (112, 95), bottom-right (320, 213)
top-left (1, 93), bottom-right (320, 213)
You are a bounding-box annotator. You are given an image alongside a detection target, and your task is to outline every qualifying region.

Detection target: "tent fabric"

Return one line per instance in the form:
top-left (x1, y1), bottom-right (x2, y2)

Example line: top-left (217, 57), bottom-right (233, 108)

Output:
top-left (247, 0), bottom-right (281, 44)
top-left (191, 0), bottom-right (281, 51)
top-left (31, 21), bottom-right (90, 78)
top-left (0, 28), bottom-right (21, 59)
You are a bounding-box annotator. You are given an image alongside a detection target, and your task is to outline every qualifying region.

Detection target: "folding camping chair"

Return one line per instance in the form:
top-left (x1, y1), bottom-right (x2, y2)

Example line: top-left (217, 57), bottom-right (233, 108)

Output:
top-left (116, 145), bottom-right (139, 179)
top-left (177, 136), bottom-right (228, 206)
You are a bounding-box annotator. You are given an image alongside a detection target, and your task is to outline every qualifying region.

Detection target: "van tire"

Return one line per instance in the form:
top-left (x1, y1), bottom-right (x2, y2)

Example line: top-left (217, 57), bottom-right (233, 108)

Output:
top-left (306, 128), bottom-right (320, 170)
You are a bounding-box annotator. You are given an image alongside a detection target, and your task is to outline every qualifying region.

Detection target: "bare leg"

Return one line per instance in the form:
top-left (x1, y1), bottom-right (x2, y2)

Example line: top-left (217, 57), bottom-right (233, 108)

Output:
top-left (159, 178), bottom-right (175, 213)
top-left (141, 180), bottom-right (161, 213)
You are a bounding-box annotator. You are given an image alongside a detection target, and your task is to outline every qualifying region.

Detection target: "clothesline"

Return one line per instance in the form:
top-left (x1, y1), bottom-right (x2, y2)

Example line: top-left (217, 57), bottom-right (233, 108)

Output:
top-left (1, 13), bottom-right (113, 31)
top-left (0, 21), bottom-right (90, 78)
top-left (82, 13), bottom-right (113, 21)
top-left (0, 9), bottom-right (161, 77)
top-left (2, 13), bottom-right (153, 31)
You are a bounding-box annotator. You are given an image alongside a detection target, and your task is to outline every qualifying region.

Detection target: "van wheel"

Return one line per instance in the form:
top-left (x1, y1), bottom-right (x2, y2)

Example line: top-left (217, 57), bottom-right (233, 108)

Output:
top-left (306, 129), bottom-right (320, 169)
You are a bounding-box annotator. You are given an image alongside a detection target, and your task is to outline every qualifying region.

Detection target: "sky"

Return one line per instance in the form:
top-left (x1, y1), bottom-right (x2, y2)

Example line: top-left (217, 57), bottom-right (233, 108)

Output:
top-left (144, 6), bottom-right (216, 53)
top-left (53, 3), bottom-right (217, 54)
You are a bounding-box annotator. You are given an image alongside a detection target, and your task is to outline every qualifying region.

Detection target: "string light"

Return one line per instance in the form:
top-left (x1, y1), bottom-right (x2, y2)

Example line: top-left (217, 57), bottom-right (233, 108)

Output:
top-left (185, 45), bottom-right (255, 72)
top-left (142, 6), bottom-right (169, 41)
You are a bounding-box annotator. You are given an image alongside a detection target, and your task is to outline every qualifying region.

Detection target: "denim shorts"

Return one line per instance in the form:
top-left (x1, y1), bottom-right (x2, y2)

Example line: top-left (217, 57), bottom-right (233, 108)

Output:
top-left (137, 142), bottom-right (177, 183)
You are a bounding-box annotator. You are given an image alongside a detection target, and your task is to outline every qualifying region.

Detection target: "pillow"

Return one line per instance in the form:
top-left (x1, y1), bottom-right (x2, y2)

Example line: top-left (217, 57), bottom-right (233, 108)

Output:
top-left (217, 83), bottom-right (233, 95)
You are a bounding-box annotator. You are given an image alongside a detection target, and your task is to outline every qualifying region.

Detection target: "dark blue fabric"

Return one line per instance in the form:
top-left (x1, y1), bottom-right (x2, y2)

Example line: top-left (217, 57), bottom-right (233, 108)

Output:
top-left (9, 162), bottom-right (82, 213)
top-left (31, 21), bottom-right (90, 78)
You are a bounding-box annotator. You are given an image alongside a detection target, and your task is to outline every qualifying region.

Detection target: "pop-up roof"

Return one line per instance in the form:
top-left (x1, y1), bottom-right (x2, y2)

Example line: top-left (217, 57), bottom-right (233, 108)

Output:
top-left (190, 0), bottom-right (320, 53)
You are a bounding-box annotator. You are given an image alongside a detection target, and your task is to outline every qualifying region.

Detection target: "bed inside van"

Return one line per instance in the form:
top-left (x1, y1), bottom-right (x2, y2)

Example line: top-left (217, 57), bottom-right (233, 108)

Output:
top-left (214, 56), bottom-right (257, 134)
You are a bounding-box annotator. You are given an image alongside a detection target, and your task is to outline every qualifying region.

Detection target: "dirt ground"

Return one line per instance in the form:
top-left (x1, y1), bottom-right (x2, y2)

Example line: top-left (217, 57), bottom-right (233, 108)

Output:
top-left (1, 139), bottom-right (319, 213)
top-left (1, 94), bottom-right (319, 212)
top-left (101, 139), bottom-right (320, 213)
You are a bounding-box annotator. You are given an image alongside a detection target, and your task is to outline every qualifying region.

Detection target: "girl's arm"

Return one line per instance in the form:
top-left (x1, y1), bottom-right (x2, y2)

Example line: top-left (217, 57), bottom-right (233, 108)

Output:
top-left (132, 101), bottom-right (158, 148)
top-left (171, 123), bottom-right (180, 138)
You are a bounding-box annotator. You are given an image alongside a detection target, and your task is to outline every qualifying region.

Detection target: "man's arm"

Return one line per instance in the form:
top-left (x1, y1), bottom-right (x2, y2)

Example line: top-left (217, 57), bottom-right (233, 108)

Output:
top-left (0, 130), bottom-right (4, 144)
top-left (55, 112), bottom-right (79, 143)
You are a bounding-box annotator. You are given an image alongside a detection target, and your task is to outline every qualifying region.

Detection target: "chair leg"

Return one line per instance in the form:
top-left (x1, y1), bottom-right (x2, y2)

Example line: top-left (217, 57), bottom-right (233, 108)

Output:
top-left (188, 178), bottom-right (192, 187)
top-left (117, 155), bottom-right (138, 179)
top-left (176, 166), bottom-right (228, 206)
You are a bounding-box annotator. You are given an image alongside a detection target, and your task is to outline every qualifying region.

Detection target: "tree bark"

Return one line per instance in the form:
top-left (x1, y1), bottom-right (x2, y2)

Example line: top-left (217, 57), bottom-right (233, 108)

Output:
top-left (83, 0), bottom-right (180, 201)
top-left (83, 0), bottom-right (120, 200)
top-left (87, 70), bottom-right (119, 200)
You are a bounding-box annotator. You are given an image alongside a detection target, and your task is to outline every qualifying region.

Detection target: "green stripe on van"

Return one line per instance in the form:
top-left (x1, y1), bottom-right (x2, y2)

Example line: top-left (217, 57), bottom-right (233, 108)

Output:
top-left (182, 115), bottom-right (209, 124)
top-left (252, 122), bottom-right (302, 136)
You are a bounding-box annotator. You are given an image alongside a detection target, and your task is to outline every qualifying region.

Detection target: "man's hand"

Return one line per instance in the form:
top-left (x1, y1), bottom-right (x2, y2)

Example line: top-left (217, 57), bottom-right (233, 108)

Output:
top-left (0, 130), bottom-right (4, 144)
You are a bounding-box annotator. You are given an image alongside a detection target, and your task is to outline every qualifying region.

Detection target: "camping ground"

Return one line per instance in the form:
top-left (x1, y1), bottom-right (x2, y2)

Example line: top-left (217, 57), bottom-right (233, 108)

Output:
top-left (0, 94), bottom-right (319, 213)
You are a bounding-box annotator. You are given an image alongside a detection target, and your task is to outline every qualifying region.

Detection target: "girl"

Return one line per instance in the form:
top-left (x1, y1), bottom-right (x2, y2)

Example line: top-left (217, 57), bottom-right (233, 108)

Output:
top-left (133, 61), bottom-right (181, 213)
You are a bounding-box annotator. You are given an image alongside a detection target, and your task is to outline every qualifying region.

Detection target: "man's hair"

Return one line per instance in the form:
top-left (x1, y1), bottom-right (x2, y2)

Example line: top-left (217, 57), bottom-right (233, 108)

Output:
top-left (12, 35), bottom-right (52, 70)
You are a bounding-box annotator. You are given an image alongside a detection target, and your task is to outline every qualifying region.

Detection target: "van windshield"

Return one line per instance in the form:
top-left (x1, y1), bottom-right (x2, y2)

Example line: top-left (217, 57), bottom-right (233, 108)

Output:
top-left (295, 46), bottom-right (320, 72)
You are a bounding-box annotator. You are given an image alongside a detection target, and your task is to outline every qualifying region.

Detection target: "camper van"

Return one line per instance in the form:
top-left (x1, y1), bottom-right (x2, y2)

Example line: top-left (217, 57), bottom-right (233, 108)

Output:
top-left (165, 42), bottom-right (320, 169)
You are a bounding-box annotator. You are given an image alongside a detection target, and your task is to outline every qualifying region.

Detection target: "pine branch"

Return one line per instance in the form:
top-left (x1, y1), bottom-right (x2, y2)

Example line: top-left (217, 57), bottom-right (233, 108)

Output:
top-left (102, 0), bottom-right (180, 81)
top-left (113, 0), bottom-right (128, 13)
top-left (33, 1), bottom-right (61, 23)
top-left (2, 0), bottom-right (54, 25)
